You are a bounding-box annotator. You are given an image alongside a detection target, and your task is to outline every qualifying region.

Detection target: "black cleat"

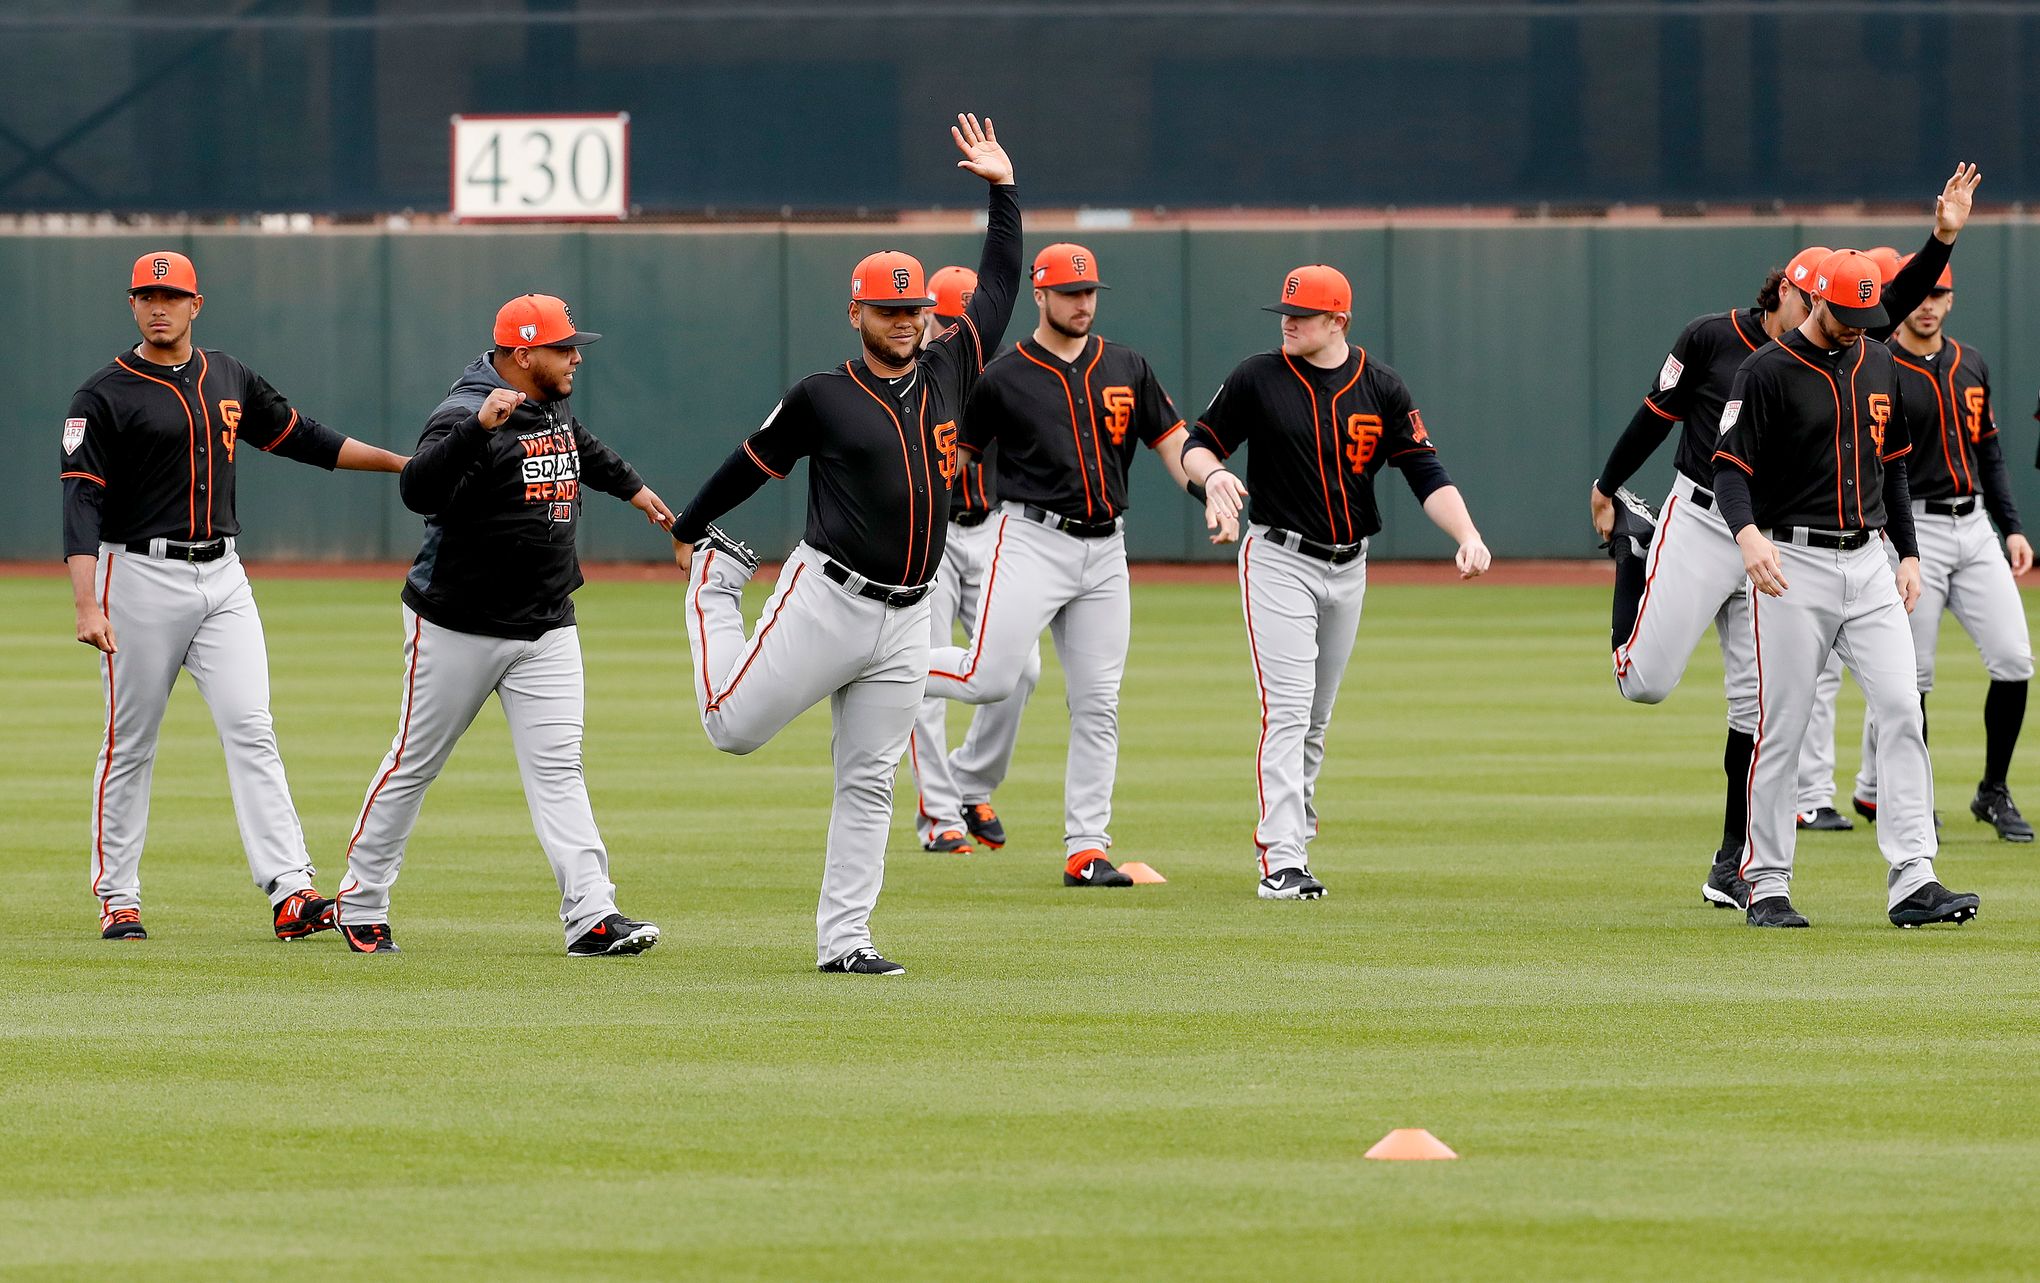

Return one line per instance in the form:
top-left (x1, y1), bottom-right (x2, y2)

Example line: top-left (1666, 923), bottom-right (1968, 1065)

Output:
top-left (1746, 896), bottom-right (1810, 928)
top-left (1796, 806), bottom-right (1854, 832)
top-left (1889, 881), bottom-right (1980, 928)
top-left (100, 907), bottom-right (147, 941)
top-left (1702, 850), bottom-right (1751, 910)
top-left (819, 946), bottom-right (905, 975)
top-left (1970, 783), bottom-right (2035, 843)
top-left (273, 887), bottom-right (337, 941)
top-left (568, 913), bottom-right (660, 957)
top-left (1064, 853), bottom-right (1134, 887)
top-left (1852, 795), bottom-right (1877, 822)
top-left (1257, 867), bottom-right (1328, 900)
top-left (340, 921), bottom-right (400, 953)
top-left (922, 828), bottom-right (975, 855)
top-left (1601, 487), bottom-right (1658, 562)
top-left (697, 524), bottom-right (760, 578)
top-left (963, 802), bottom-right (1007, 850)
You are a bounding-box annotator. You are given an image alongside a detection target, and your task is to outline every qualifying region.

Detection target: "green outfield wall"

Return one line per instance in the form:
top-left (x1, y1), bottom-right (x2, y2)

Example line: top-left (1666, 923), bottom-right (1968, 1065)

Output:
top-left (11, 222), bottom-right (2040, 565)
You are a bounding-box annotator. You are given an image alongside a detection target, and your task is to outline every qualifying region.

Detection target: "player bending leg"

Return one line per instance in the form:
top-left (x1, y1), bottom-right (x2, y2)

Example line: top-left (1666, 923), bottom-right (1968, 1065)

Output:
top-left (1184, 265), bottom-right (1491, 900)
top-left (333, 295), bottom-right (674, 956)
top-left (672, 114), bottom-right (1021, 975)
top-left (60, 252), bottom-right (407, 942)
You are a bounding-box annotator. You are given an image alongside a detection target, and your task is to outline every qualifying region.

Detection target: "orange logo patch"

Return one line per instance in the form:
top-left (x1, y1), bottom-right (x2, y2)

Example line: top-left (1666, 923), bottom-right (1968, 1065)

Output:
top-left (933, 419), bottom-right (960, 485)
top-left (1408, 409), bottom-right (1430, 445)
top-left (218, 399), bottom-right (242, 460)
top-left (1344, 413), bottom-right (1384, 473)
top-left (1101, 386), bottom-right (1135, 446)
top-left (1963, 387), bottom-right (1988, 442)
top-left (1866, 393), bottom-right (1892, 451)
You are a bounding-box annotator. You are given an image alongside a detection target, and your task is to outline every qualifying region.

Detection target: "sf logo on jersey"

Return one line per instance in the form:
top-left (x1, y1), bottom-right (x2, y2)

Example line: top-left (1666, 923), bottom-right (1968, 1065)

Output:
top-left (1101, 386), bottom-right (1134, 445)
top-left (1867, 394), bottom-right (1892, 451)
top-left (1344, 413), bottom-right (1384, 472)
top-left (1964, 387), bottom-right (1989, 442)
top-left (218, 399), bottom-right (242, 461)
top-left (932, 420), bottom-right (960, 484)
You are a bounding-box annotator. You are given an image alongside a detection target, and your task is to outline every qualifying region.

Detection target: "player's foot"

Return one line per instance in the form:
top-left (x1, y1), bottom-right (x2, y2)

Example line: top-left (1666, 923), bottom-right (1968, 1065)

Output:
top-left (1746, 896), bottom-right (1809, 928)
top-left (1851, 795), bottom-right (1877, 822)
top-left (964, 802), bottom-right (1007, 849)
top-left (340, 922), bottom-right (400, 954)
top-left (100, 907), bottom-right (147, 941)
top-left (1702, 850), bottom-right (1751, 910)
top-left (1888, 881), bottom-right (1980, 928)
top-left (568, 913), bottom-right (660, 957)
top-left (1063, 851), bottom-right (1133, 887)
top-left (1257, 867), bottom-right (1328, 900)
top-left (699, 524), bottom-right (760, 578)
top-left (1796, 806), bottom-right (1854, 832)
top-left (1602, 487), bottom-right (1658, 562)
top-left (819, 946), bottom-right (906, 975)
top-left (272, 887), bottom-right (337, 941)
top-left (922, 828), bottom-right (975, 854)
top-left (1970, 783), bottom-right (2035, 843)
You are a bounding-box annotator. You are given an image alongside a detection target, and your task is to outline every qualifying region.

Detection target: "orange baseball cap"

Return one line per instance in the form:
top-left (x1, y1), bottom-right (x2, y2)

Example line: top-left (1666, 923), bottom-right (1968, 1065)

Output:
top-left (129, 250), bottom-right (198, 296)
top-left (1811, 249), bottom-right (1888, 328)
top-left (851, 251), bottom-right (935, 307)
top-left (1784, 245), bottom-right (1831, 293)
top-left (1896, 252), bottom-right (1954, 292)
top-left (929, 265), bottom-right (978, 318)
top-left (1863, 246), bottom-right (1902, 285)
top-left (1031, 243), bottom-right (1108, 293)
top-left (1265, 264), bottom-right (1352, 316)
top-left (493, 294), bottom-right (601, 348)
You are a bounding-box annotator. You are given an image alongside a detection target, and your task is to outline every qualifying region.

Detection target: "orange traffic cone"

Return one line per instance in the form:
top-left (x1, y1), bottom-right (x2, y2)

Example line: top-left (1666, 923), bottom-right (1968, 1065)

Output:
top-left (1118, 862), bottom-right (1167, 884)
top-left (1364, 1128), bottom-right (1458, 1161)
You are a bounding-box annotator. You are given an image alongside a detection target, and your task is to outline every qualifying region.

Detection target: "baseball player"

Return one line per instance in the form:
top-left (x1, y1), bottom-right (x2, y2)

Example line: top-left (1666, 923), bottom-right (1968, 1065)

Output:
top-left (671, 114), bottom-right (1020, 975)
top-left (1713, 248), bottom-right (1979, 928)
top-left (1850, 257), bottom-right (2034, 841)
top-left (906, 265), bottom-right (1040, 855)
top-left (1184, 265), bottom-right (1491, 899)
top-left (60, 251), bottom-right (408, 941)
top-left (1597, 163), bottom-right (1981, 908)
top-left (332, 294), bottom-right (674, 956)
top-left (923, 241), bottom-right (1200, 889)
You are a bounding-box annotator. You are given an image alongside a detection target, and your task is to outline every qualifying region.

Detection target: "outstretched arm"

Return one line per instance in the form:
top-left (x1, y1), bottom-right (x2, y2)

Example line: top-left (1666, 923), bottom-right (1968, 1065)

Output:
top-left (1875, 163), bottom-right (1981, 343)
top-left (336, 439), bottom-right (407, 472)
top-left (952, 114), bottom-right (1022, 359)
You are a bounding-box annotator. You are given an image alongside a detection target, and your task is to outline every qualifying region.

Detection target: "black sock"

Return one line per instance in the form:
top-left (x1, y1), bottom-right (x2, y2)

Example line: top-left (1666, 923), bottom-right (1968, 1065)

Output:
top-left (1610, 554), bottom-right (1647, 651)
top-left (1983, 679), bottom-right (2027, 788)
top-left (1722, 728), bottom-right (1755, 856)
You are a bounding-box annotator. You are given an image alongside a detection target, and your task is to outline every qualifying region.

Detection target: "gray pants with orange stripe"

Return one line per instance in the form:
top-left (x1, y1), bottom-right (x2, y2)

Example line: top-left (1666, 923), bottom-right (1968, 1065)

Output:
top-left (85, 542), bottom-right (319, 925)
top-left (688, 541), bottom-right (931, 966)
top-left (1235, 527), bottom-right (1368, 878)
top-left (924, 505), bottom-right (1130, 859)
top-left (335, 606), bottom-right (622, 944)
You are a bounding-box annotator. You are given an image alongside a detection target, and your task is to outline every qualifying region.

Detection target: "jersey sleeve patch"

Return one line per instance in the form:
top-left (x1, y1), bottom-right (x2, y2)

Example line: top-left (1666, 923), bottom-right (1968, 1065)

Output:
top-left (1658, 354), bottom-right (1684, 393)
top-left (63, 418), bottom-right (86, 454)
top-left (1718, 400), bottom-right (1741, 435)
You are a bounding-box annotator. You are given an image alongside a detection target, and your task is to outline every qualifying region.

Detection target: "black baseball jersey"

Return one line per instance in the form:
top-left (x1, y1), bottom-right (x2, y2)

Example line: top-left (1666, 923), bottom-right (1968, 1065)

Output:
top-left (1886, 337), bottom-right (1995, 502)
top-left (59, 347), bottom-right (346, 557)
top-left (1713, 330), bottom-right (1911, 531)
top-left (1183, 347), bottom-right (1452, 545)
top-left (959, 335), bottom-right (1183, 521)
top-left (1635, 309), bottom-right (1772, 486)
top-left (954, 453), bottom-right (998, 517)
top-left (398, 354), bottom-right (645, 640)
top-left (674, 183), bottom-right (1021, 586)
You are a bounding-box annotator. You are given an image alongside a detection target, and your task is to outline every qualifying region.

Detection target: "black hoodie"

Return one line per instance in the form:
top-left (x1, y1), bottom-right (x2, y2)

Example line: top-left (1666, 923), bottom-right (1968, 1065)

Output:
top-left (399, 353), bottom-right (644, 639)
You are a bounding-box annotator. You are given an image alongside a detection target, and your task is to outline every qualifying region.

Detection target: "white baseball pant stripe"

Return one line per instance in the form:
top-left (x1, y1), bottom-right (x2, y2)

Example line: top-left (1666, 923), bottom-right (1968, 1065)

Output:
top-left (1613, 473), bottom-right (1760, 733)
top-left (1237, 528), bottom-right (1367, 877)
top-left (87, 543), bottom-right (316, 924)
top-left (909, 516), bottom-right (1040, 842)
top-left (335, 608), bottom-right (621, 944)
top-left (925, 504), bottom-right (1130, 858)
top-left (1855, 506), bottom-right (2033, 802)
top-left (1744, 538), bottom-right (1938, 910)
top-left (688, 541), bottom-right (930, 966)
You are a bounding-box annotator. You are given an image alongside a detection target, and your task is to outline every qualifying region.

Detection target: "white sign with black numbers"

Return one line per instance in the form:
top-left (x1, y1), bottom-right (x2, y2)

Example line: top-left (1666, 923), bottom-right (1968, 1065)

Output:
top-left (450, 114), bottom-right (629, 222)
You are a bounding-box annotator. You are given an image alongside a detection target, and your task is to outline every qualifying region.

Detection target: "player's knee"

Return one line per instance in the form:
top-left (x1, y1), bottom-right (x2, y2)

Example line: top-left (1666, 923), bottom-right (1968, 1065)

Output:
top-left (702, 717), bottom-right (766, 756)
top-left (1985, 650), bottom-right (2034, 683)
top-left (216, 707), bottom-right (278, 749)
top-left (1866, 685), bottom-right (1925, 730)
top-left (1615, 667), bottom-right (1675, 705)
top-left (1019, 648), bottom-right (1043, 690)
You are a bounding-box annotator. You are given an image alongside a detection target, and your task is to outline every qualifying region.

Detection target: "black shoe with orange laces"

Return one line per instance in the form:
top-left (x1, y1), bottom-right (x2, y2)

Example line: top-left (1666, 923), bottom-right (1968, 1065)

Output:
top-left (100, 907), bottom-right (147, 941)
top-left (340, 921), bottom-right (401, 954)
top-left (922, 828), bottom-right (975, 854)
top-left (273, 887), bottom-right (338, 941)
top-left (964, 802), bottom-right (1006, 849)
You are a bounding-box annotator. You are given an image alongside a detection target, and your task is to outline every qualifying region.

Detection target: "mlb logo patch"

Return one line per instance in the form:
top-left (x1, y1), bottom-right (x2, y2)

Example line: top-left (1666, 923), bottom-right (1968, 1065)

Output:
top-left (550, 502), bottom-right (573, 523)
top-left (520, 324), bottom-right (538, 342)
top-left (62, 418), bottom-right (86, 454)
top-left (1658, 354), bottom-right (1683, 392)
top-left (1719, 400), bottom-right (1741, 435)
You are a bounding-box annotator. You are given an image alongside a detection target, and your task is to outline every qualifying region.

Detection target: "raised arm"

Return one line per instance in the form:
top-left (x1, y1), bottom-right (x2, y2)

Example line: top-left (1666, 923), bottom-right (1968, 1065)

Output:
top-left (952, 114), bottom-right (1022, 359)
top-left (399, 388), bottom-right (523, 515)
top-left (1873, 163), bottom-right (1980, 343)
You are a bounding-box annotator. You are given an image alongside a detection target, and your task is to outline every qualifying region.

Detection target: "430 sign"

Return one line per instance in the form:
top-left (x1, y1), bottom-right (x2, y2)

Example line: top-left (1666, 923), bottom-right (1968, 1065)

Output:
top-left (451, 114), bottom-right (629, 222)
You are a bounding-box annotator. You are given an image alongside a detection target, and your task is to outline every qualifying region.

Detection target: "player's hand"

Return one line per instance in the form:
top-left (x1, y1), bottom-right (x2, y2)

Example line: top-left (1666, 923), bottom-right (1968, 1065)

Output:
top-left (630, 486), bottom-right (675, 530)
top-left (1897, 556), bottom-right (1924, 613)
top-left (1933, 162), bottom-right (1982, 241)
top-left (1589, 484), bottom-right (1616, 540)
top-left (2007, 533), bottom-right (2033, 577)
top-left (1455, 537), bottom-right (1492, 579)
top-left (476, 388), bottom-right (527, 430)
top-left (76, 605), bottom-right (116, 654)
top-left (1204, 469), bottom-right (1247, 544)
top-left (951, 114), bottom-right (1014, 186)
top-left (1737, 527), bottom-right (1787, 597)
top-left (673, 539), bottom-right (695, 572)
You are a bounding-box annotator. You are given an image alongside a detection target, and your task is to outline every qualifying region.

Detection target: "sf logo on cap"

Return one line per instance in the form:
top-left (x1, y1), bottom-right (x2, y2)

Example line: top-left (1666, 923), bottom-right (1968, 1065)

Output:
top-left (892, 268), bottom-right (911, 293)
top-left (1858, 279), bottom-right (1875, 303)
top-left (1071, 253), bottom-right (1088, 275)
top-left (1285, 276), bottom-right (1301, 298)
top-left (152, 258), bottom-right (170, 280)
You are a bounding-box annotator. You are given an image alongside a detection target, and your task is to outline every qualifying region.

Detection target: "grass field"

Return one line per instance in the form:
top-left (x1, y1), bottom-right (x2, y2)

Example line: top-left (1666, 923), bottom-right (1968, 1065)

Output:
top-left (4, 569), bottom-right (2038, 1281)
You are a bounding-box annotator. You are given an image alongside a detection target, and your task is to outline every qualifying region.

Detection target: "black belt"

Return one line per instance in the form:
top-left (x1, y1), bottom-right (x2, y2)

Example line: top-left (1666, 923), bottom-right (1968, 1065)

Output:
top-left (127, 537), bottom-right (228, 562)
top-left (1925, 498), bottom-right (1978, 517)
top-left (1263, 527), bottom-right (1366, 565)
top-left (1021, 504), bottom-right (1119, 539)
top-left (1773, 527), bottom-right (1872, 551)
top-left (821, 558), bottom-right (933, 608)
top-left (950, 508), bottom-right (991, 528)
